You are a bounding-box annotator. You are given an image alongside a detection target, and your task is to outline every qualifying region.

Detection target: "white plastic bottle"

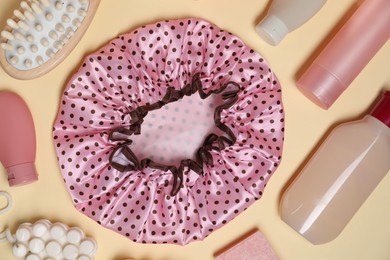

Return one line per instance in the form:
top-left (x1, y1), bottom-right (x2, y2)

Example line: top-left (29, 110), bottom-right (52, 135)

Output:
top-left (281, 91), bottom-right (390, 244)
top-left (256, 0), bottom-right (327, 45)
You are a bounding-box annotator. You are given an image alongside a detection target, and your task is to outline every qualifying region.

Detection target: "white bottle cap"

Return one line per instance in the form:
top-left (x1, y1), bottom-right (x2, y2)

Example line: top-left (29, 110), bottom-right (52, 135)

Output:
top-left (255, 14), bottom-right (289, 46)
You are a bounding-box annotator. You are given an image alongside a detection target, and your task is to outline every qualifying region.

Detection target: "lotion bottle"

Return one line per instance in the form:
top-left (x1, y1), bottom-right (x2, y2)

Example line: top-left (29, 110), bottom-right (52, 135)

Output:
top-left (0, 91), bottom-right (38, 186)
top-left (281, 91), bottom-right (390, 244)
top-left (256, 0), bottom-right (327, 45)
top-left (297, 0), bottom-right (390, 109)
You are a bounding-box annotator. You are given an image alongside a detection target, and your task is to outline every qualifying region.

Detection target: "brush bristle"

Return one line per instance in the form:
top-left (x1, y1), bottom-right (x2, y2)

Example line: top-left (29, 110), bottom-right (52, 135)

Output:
top-left (1, 0), bottom-right (91, 70)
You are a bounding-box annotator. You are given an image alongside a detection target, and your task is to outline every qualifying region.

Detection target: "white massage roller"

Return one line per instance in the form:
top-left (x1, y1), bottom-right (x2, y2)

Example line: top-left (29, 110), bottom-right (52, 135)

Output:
top-left (0, 0), bottom-right (100, 79)
top-left (0, 219), bottom-right (97, 259)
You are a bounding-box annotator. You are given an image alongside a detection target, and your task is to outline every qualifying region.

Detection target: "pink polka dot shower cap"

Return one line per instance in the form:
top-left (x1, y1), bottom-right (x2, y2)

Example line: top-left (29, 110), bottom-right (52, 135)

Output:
top-left (53, 18), bottom-right (284, 245)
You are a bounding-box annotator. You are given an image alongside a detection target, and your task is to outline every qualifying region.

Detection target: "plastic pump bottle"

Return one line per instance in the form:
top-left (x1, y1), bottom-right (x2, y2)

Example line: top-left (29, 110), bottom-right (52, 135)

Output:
top-left (0, 91), bottom-right (38, 186)
top-left (256, 0), bottom-right (327, 45)
top-left (281, 91), bottom-right (390, 245)
top-left (297, 0), bottom-right (390, 109)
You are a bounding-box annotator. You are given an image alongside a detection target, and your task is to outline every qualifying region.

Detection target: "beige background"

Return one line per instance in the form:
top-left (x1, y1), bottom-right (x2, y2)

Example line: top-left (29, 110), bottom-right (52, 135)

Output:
top-left (1, 0), bottom-right (389, 259)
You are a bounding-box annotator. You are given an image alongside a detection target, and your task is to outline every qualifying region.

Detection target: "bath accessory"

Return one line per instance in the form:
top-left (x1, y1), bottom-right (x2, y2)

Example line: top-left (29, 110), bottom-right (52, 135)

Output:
top-left (0, 191), bottom-right (13, 244)
top-left (281, 91), bottom-right (390, 244)
top-left (297, 0), bottom-right (390, 109)
top-left (0, 191), bottom-right (12, 216)
top-left (53, 18), bottom-right (285, 245)
top-left (256, 0), bottom-right (327, 45)
top-left (0, 91), bottom-right (38, 186)
top-left (215, 230), bottom-right (279, 260)
top-left (0, 0), bottom-right (100, 79)
top-left (0, 219), bottom-right (97, 259)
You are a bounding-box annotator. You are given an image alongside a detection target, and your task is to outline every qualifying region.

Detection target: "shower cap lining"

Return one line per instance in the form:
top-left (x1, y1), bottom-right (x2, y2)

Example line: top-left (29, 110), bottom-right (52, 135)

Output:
top-left (108, 72), bottom-right (240, 196)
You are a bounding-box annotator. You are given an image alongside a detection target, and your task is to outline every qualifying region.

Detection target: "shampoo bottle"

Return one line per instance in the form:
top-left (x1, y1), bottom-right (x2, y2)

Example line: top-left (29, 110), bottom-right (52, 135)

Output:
top-left (256, 0), bottom-right (327, 45)
top-left (0, 91), bottom-right (38, 186)
top-left (281, 91), bottom-right (390, 245)
top-left (297, 0), bottom-right (390, 109)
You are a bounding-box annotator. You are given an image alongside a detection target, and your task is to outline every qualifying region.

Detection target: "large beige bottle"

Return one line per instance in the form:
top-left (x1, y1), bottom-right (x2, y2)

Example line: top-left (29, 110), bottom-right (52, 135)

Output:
top-left (281, 91), bottom-right (390, 244)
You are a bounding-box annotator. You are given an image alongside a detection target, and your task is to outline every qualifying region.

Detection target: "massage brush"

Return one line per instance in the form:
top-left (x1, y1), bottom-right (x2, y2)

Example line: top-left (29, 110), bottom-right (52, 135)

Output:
top-left (1, 219), bottom-right (97, 259)
top-left (0, 0), bottom-right (100, 79)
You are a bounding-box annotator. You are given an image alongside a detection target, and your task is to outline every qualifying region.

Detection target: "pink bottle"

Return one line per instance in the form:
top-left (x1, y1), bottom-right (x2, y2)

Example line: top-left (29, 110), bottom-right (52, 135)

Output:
top-left (297, 0), bottom-right (390, 109)
top-left (0, 91), bottom-right (38, 186)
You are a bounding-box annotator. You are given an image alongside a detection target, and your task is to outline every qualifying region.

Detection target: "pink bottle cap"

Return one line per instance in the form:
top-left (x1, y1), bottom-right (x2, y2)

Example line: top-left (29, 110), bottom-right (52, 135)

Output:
top-left (7, 162), bottom-right (38, 186)
top-left (297, 63), bottom-right (345, 109)
top-left (371, 91), bottom-right (390, 127)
